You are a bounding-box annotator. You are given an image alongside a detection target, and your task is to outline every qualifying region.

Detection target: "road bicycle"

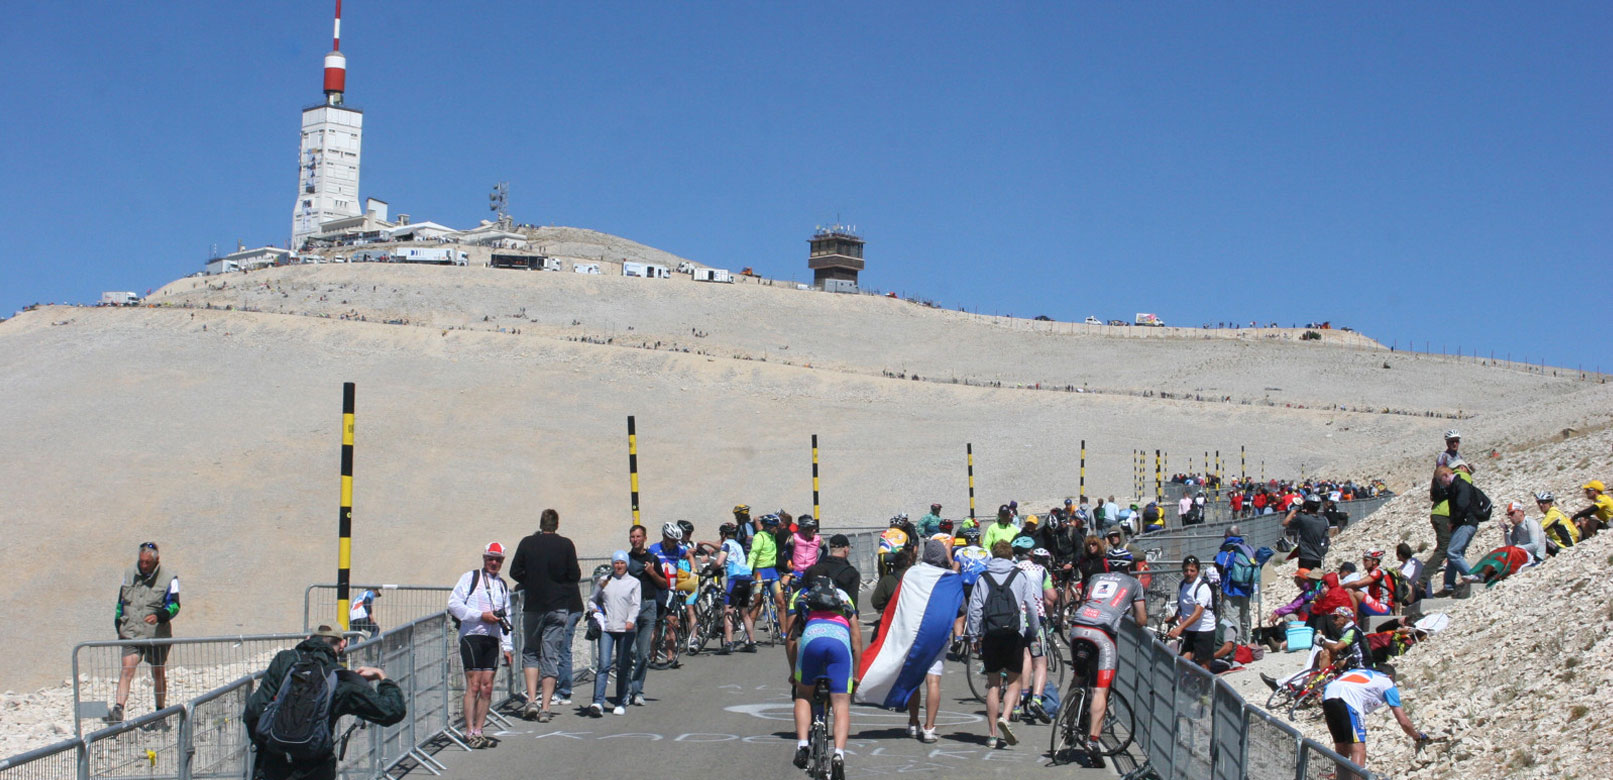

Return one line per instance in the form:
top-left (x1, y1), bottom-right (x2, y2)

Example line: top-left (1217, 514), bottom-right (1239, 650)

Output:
top-left (1265, 660), bottom-right (1346, 720)
top-left (962, 619), bottom-right (1064, 706)
top-left (1048, 634), bottom-right (1135, 767)
top-left (686, 568), bottom-right (728, 655)
top-left (803, 679), bottom-right (838, 779)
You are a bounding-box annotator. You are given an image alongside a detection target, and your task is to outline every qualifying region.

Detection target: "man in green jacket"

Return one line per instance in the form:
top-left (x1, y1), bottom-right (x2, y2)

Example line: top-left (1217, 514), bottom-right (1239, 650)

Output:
top-left (110, 542), bottom-right (180, 723)
top-left (245, 626), bottom-right (406, 780)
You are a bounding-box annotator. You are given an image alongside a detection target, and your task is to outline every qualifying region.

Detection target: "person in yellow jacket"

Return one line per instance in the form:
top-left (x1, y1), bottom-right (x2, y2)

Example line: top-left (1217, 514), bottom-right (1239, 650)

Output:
top-left (1422, 457), bottom-right (1473, 592)
top-left (1534, 491), bottom-right (1579, 553)
top-left (982, 505), bottom-right (1020, 552)
top-left (1571, 480), bottom-right (1613, 539)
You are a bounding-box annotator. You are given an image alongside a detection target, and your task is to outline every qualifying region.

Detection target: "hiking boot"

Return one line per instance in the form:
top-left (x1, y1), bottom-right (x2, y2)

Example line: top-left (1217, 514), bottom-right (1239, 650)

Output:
top-left (520, 700), bottom-right (541, 720)
top-left (996, 717), bottom-right (1017, 745)
top-left (830, 754), bottom-right (845, 780)
top-left (105, 704), bottom-right (124, 724)
top-left (1260, 672), bottom-right (1279, 692)
top-left (793, 746), bottom-right (810, 769)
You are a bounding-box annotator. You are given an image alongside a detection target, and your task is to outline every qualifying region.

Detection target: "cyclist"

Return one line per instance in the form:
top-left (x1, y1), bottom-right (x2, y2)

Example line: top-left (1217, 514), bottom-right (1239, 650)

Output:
top-left (1535, 490), bottom-right (1579, 553)
top-left (1011, 540), bottom-right (1057, 723)
top-left (917, 503), bottom-right (945, 537)
top-left (1065, 547), bottom-right (1147, 764)
top-left (680, 520), bottom-right (713, 651)
top-left (950, 527), bottom-right (989, 647)
top-left (1318, 605), bottom-right (1373, 671)
top-left (746, 514), bottom-right (785, 633)
top-left (1321, 666), bottom-right (1429, 772)
top-left (782, 516), bottom-right (825, 593)
top-left (648, 523), bottom-right (693, 670)
top-left (982, 505), bottom-right (1019, 552)
top-left (790, 577), bottom-right (862, 780)
top-left (732, 504), bottom-right (755, 551)
top-left (715, 523), bottom-right (756, 654)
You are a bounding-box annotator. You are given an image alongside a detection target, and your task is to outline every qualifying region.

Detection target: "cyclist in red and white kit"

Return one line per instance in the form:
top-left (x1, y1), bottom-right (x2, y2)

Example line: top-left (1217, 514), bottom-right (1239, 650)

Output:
top-left (1066, 547), bottom-right (1147, 761)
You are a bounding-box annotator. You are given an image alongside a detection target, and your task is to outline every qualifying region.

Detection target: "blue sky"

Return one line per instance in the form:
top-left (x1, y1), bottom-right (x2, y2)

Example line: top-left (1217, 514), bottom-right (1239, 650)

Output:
top-left (2, 2), bottom-right (1608, 370)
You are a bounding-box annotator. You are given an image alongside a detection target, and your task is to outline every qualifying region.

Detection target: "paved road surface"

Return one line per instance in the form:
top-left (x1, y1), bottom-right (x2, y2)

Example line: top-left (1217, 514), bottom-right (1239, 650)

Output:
top-left (432, 633), bottom-right (1118, 780)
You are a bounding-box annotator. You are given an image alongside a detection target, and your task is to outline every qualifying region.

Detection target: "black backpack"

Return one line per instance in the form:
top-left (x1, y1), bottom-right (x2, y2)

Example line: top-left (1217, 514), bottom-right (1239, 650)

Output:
top-left (979, 569), bottom-right (1022, 637)
top-left (1471, 487), bottom-right (1493, 523)
top-left (450, 570), bottom-right (506, 630)
top-left (254, 651), bottom-right (338, 761)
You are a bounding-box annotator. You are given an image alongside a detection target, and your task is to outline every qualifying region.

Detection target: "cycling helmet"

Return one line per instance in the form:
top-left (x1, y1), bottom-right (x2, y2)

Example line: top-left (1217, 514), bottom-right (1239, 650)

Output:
top-left (592, 563), bottom-right (613, 581)
top-left (952, 536), bottom-right (968, 548)
top-left (1104, 547), bottom-right (1134, 571)
top-left (889, 514), bottom-right (909, 527)
top-left (1444, 429), bottom-right (1460, 440)
top-left (1364, 549), bottom-right (1386, 561)
top-left (1332, 606), bottom-right (1355, 618)
top-left (1011, 536), bottom-right (1036, 552)
top-left (802, 577), bottom-right (844, 613)
top-left (733, 504), bottom-right (751, 515)
top-left (961, 526), bottom-right (981, 542)
top-left (1534, 490), bottom-right (1555, 503)
top-left (718, 522), bottom-right (737, 538)
top-left (677, 520), bottom-right (695, 539)
top-left (938, 518), bottom-right (955, 533)
top-left (798, 515), bottom-right (818, 531)
top-left (1031, 547), bottom-right (1052, 561)
top-left (1302, 493), bottom-right (1322, 507)
top-left (759, 513), bottom-right (781, 528)
top-left (661, 522), bottom-right (684, 541)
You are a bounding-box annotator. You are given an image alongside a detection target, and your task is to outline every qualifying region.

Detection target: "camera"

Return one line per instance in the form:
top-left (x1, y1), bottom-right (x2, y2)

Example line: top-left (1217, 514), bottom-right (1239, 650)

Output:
top-left (493, 608), bottom-right (512, 635)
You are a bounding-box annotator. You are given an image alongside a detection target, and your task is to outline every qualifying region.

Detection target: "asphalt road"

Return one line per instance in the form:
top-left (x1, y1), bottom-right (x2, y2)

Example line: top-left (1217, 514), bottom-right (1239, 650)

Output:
top-left (428, 629), bottom-right (1118, 780)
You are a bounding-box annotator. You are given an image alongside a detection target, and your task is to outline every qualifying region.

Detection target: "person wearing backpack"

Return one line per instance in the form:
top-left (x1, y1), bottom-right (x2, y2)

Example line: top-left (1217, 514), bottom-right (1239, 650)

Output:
top-left (244, 626), bottom-right (405, 780)
top-left (448, 542), bottom-right (514, 747)
top-left (1431, 465), bottom-right (1487, 597)
top-left (965, 540), bottom-right (1042, 750)
top-left (1213, 526), bottom-right (1258, 644)
top-left (1166, 556), bottom-right (1217, 669)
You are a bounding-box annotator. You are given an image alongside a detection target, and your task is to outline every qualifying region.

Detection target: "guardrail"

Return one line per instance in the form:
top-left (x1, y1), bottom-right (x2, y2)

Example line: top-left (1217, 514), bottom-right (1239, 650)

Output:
top-left (303, 585), bottom-right (455, 634)
top-left (70, 633), bottom-right (359, 738)
top-left (1112, 618), bottom-right (1378, 780)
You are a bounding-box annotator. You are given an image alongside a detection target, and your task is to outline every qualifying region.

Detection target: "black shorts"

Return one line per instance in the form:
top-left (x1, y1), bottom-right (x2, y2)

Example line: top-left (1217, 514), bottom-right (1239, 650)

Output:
top-left (459, 635), bottom-right (501, 672)
top-left (1323, 698), bottom-right (1365, 744)
top-left (979, 632), bottom-right (1026, 676)
top-left (122, 644), bottom-right (170, 667)
top-left (725, 577), bottom-right (753, 609)
top-left (1181, 629), bottom-right (1215, 663)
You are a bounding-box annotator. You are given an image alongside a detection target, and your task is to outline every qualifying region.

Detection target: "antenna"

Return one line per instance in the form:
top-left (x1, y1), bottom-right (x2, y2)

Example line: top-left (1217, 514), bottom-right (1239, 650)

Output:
top-left (322, 0), bottom-right (348, 105)
top-left (490, 182), bottom-right (510, 228)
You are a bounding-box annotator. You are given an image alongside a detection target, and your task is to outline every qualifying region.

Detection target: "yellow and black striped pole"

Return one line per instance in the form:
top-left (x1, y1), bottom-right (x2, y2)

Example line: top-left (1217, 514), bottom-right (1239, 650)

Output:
top-left (336, 382), bottom-right (355, 630)
top-left (1241, 444), bottom-right (1247, 483)
top-left (966, 443), bottom-right (977, 523)
top-left (1215, 449), bottom-right (1222, 500)
top-left (628, 415), bottom-right (641, 527)
top-left (1154, 449), bottom-right (1163, 505)
top-left (811, 434), bottom-right (821, 522)
top-left (1079, 439), bottom-right (1086, 499)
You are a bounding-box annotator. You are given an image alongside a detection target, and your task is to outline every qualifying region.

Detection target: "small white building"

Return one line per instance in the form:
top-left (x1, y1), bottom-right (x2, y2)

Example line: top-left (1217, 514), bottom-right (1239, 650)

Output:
top-left (573, 263), bottom-right (601, 275)
top-left (205, 246), bottom-right (292, 275)
top-left (692, 268), bottom-right (732, 283)
top-left (456, 221), bottom-right (529, 250)
top-left (623, 262), bottom-right (671, 279)
top-left (384, 221), bottom-right (457, 243)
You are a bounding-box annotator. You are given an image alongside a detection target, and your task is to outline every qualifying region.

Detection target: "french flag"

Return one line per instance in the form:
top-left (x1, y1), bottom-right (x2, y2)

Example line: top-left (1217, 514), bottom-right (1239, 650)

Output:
top-left (855, 563), bottom-right (964, 709)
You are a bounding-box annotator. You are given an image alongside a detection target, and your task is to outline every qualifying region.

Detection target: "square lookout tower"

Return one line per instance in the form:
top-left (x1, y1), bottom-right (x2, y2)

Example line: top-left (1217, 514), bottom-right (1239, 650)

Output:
top-left (807, 226), bottom-right (864, 289)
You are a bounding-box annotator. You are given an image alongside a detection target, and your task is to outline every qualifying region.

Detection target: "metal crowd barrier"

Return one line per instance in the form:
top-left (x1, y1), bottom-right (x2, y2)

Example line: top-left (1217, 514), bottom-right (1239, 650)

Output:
top-left (303, 585), bottom-right (455, 633)
top-left (1113, 619), bottom-right (1378, 780)
top-left (70, 633), bottom-right (357, 738)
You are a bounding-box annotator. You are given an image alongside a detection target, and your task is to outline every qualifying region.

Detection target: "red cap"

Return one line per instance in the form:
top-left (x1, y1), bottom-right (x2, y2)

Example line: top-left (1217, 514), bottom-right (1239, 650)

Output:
top-left (484, 542), bottom-right (506, 558)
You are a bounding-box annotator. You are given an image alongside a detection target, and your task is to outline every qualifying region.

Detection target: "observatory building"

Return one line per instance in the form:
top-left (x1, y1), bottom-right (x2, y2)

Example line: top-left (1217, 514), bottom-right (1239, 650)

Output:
top-left (807, 225), bottom-right (864, 293)
top-left (292, 1), bottom-right (362, 250)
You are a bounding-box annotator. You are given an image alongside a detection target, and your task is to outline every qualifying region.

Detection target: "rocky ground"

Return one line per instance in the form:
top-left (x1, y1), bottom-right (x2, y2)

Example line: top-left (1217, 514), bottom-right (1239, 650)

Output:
top-left (1223, 426), bottom-right (1613, 780)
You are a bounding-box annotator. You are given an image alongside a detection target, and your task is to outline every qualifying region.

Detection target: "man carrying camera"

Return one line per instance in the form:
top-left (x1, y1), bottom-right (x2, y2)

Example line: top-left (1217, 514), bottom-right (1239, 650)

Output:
top-left (449, 542), bottom-right (514, 747)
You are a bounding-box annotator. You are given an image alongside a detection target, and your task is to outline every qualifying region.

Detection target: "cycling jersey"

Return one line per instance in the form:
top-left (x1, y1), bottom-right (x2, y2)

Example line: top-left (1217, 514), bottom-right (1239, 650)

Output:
top-left (789, 533), bottom-right (823, 573)
top-left (1071, 572), bottom-right (1144, 633)
top-left (1323, 668), bottom-right (1401, 716)
top-left (721, 539), bottom-right (752, 579)
top-left (955, 546), bottom-right (989, 585)
top-left (790, 588), bottom-right (858, 694)
top-left (1334, 623), bottom-right (1371, 670)
top-left (1014, 559), bottom-right (1052, 618)
top-left (982, 522), bottom-right (1018, 552)
top-left (1541, 506), bottom-right (1580, 547)
top-left (746, 529), bottom-right (779, 572)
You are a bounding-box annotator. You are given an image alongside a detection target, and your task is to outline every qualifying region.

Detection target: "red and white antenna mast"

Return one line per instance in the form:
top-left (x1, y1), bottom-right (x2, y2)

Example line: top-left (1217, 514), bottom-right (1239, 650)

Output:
top-left (322, 0), bottom-right (347, 105)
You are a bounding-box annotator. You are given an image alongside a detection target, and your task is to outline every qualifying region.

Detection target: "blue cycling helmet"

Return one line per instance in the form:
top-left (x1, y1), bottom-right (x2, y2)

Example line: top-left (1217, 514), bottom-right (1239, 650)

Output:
top-left (759, 513), bottom-right (782, 527)
top-left (1011, 536), bottom-right (1036, 552)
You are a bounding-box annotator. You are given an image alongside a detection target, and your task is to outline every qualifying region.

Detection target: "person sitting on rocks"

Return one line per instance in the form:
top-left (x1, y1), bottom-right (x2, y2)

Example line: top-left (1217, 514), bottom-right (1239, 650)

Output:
top-left (1259, 569), bottom-right (1324, 651)
top-left (1314, 606), bottom-right (1373, 671)
top-left (1342, 550), bottom-right (1394, 617)
top-left (1536, 491), bottom-right (1579, 555)
top-left (1499, 501), bottom-right (1547, 566)
top-left (1570, 480), bottom-right (1612, 539)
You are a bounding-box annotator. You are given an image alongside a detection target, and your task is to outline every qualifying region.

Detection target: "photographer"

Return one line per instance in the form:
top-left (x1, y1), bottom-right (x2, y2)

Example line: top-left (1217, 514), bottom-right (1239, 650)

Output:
top-left (244, 626), bottom-right (404, 780)
top-left (449, 542), bottom-right (514, 747)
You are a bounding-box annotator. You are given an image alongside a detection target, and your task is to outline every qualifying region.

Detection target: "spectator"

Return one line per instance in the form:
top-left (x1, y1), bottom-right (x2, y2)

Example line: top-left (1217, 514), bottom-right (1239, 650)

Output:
top-left (1535, 491), bottom-right (1579, 554)
top-left (1260, 569), bottom-right (1322, 651)
top-left (905, 539), bottom-right (960, 744)
top-left (1215, 526), bottom-right (1257, 644)
top-left (1430, 466), bottom-right (1482, 597)
top-left (1342, 550), bottom-right (1393, 617)
top-left (1285, 494), bottom-right (1332, 570)
top-left (1424, 448), bottom-right (1472, 591)
top-left (804, 534), bottom-right (862, 610)
top-left (110, 541), bottom-right (179, 723)
top-left (1141, 501), bottom-right (1163, 532)
top-left (1166, 555), bottom-right (1216, 669)
top-left (244, 626), bottom-right (405, 780)
top-left (1571, 480), bottom-right (1612, 538)
top-left (586, 551), bottom-right (640, 717)
top-left (1177, 492), bottom-right (1193, 522)
top-left (1315, 606), bottom-right (1372, 671)
top-left (447, 542), bottom-right (513, 747)
top-left (1321, 667), bottom-right (1429, 774)
top-left (508, 509), bottom-right (582, 721)
top-left (1500, 501), bottom-right (1547, 565)
top-left (1103, 496), bottom-right (1121, 530)
top-left (965, 540), bottom-right (1041, 749)
top-left (624, 524), bottom-right (667, 706)
top-left (1394, 544), bottom-right (1425, 605)
top-left (349, 589), bottom-right (380, 638)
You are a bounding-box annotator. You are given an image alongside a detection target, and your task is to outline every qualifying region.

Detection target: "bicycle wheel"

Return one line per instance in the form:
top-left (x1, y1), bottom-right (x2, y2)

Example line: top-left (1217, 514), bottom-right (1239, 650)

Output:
top-left (963, 651), bottom-right (984, 704)
top-left (1045, 629), bottom-right (1066, 690)
top-left (1095, 688), bottom-right (1135, 757)
top-left (1048, 685), bottom-right (1088, 765)
top-left (764, 601), bottom-right (782, 648)
top-left (1265, 683), bottom-right (1296, 712)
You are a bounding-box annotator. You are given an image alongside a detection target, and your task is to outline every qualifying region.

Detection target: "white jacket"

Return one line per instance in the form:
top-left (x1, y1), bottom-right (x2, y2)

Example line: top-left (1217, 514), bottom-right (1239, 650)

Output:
top-left (448, 569), bottom-right (513, 652)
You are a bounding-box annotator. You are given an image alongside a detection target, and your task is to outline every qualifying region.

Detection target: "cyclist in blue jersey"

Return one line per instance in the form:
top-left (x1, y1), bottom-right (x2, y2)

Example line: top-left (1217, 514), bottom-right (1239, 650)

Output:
top-left (715, 522), bottom-right (756, 654)
top-left (790, 577), bottom-right (862, 780)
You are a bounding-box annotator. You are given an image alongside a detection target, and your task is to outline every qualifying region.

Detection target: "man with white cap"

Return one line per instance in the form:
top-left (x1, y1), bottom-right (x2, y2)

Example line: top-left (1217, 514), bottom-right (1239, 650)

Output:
top-left (1500, 501), bottom-right (1546, 565)
top-left (448, 542), bottom-right (513, 747)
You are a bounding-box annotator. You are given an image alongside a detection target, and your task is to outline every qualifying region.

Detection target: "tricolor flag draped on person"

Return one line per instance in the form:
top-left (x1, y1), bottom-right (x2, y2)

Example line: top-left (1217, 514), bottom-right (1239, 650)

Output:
top-left (854, 557), bottom-right (965, 709)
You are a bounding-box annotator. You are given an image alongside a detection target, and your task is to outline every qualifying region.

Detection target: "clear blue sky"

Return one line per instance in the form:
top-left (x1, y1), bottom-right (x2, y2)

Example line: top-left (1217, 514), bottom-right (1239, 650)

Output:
top-left (3, 2), bottom-right (1608, 370)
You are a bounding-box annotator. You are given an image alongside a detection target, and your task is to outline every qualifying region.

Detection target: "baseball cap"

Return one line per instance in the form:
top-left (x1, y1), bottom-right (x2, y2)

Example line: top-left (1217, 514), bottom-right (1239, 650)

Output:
top-left (1106, 528), bottom-right (1122, 538)
top-left (1332, 606), bottom-right (1355, 618)
top-left (1584, 480), bottom-right (1607, 492)
top-left (829, 533), bottom-right (851, 549)
top-left (611, 550), bottom-right (630, 563)
top-left (484, 541), bottom-right (507, 558)
top-left (310, 624), bottom-right (345, 640)
top-left (1504, 501), bottom-right (1525, 514)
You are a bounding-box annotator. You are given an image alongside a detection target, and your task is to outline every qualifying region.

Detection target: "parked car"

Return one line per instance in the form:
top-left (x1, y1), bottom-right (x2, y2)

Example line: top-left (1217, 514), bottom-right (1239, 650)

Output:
top-left (1084, 316), bottom-right (1102, 325)
top-left (1106, 319), bottom-right (1129, 326)
top-left (1034, 315), bottom-right (1053, 321)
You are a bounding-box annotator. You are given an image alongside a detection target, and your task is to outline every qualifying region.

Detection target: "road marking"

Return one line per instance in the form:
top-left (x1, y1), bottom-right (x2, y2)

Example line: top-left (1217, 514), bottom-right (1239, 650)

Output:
top-left (724, 702), bottom-right (983, 726)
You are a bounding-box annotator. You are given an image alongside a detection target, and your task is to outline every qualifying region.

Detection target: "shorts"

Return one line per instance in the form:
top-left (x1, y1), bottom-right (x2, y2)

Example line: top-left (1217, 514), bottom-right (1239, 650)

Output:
top-left (725, 577), bottom-right (754, 608)
top-left (1323, 698), bottom-right (1366, 744)
top-left (122, 643), bottom-right (171, 667)
top-left (925, 642), bottom-right (947, 677)
top-left (979, 632), bottom-right (1026, 676)
top-left (1027, 628), bottom-right (1046, 659)
top-left (1181, 629), bottom-right (1215, 663)
top-left (521, 609), bottom-right (569, 677)
top-left (795, 633), bottom-right (854, 694)
top-left (755, 567), bottom-right (780, 584)
top-left (460, 635), bottom-right (501, 672)
top-left (1068, 625), bottom-right (1117, 688)
top-left (1359, 597), bottom-right (1391, 616)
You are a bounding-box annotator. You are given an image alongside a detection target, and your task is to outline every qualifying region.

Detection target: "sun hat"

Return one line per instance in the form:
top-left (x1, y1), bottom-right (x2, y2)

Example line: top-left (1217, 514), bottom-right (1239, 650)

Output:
top-left (1584, 480), bottom-right (1607, 492)
top-left (484, 541), bottom-right (507, 558)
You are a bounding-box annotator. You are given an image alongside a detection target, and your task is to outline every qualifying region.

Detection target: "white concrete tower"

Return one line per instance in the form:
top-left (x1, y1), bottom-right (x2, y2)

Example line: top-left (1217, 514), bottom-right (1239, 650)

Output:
top-left (292, 0), bottom-right (363, 250)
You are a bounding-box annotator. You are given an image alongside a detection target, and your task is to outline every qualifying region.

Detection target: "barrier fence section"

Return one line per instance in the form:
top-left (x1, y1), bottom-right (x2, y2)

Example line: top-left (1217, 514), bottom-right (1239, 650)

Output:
top-left (303, 585), bottom-right (455, 634)
top-left (70, 633), bottom-right (361, 738)
top-left (1113, 619), bottom-right (1377, 780)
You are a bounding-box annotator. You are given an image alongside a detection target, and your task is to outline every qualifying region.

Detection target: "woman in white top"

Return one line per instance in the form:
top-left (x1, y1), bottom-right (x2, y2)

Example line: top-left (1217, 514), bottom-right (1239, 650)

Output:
top-left (588, 551), bottom-right (642, 716)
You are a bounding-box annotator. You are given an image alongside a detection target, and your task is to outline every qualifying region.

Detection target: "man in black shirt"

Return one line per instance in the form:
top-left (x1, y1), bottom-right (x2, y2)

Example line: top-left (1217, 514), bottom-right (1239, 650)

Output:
top-left (624, 524), bottom-right (667, 706)
top-left (508, 509), bottom-right (581, 721)
top-left (1285, 495), bottom-right (1332, 570)
top-left (804, 535), bottom-right (862, 609)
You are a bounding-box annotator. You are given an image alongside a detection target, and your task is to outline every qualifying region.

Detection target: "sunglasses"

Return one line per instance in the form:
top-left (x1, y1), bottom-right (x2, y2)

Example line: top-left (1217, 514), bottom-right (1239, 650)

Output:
top-left (139, 542), bottom-right (159, 552)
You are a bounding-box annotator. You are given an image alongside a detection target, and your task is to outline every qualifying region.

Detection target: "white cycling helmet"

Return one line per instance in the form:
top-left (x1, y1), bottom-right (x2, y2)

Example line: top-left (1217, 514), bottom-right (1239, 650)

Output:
top-left (1444, 429), bottom-right (1461, 440)
top-left (661, 522), bottom-right (684, 541)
